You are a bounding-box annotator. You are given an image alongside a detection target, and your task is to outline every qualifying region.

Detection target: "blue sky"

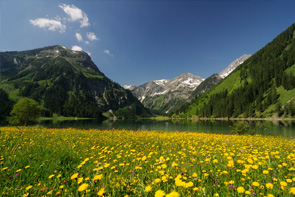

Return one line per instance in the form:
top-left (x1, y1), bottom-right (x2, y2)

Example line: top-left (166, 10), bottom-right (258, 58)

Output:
top-left (1, 0), bottom-right (295, 86)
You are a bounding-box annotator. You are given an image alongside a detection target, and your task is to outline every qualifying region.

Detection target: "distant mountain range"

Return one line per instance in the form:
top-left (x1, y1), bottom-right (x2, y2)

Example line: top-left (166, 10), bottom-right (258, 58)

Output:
top-left (124, 73), bottom-right (204, 114)
top-left (124, 54), bottom-right (250, 114)
top-left (0, 45), bottom-right (151, 119)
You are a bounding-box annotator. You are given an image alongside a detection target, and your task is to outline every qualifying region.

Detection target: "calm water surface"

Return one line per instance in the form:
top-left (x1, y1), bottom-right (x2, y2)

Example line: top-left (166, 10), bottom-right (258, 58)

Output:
top-left (39, 119), bottom-right (295, 138)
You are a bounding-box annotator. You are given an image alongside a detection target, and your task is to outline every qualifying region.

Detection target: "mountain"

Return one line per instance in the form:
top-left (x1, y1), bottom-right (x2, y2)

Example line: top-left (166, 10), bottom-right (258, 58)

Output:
top-left (219, 54), bottom-right (251, 78)
top-left (0, 45), bottom-right (151, 119)
top-left (123, 85), bottom-right (136, 90)
top-left (189, 73), bottom-right (223, 99)
top-left (174, 23), bottom-right (295, 119)
top-left (125, 73), bottom-right (204, 114)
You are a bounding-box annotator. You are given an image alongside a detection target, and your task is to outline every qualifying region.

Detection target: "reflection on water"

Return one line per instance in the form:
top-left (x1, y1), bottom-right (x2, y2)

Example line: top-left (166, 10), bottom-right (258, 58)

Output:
top-left (39, 119), bottom-right (295, 138)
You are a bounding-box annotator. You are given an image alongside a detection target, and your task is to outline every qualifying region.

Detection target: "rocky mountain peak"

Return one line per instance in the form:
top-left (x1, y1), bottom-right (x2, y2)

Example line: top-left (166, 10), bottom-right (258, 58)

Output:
top-left (219, 54), bottom-right (251, 78)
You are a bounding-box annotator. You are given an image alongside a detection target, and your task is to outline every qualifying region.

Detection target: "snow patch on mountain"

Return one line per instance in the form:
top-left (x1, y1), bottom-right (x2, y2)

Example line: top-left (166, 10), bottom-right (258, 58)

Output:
top-left (219, 54), bottom-right (251, 78)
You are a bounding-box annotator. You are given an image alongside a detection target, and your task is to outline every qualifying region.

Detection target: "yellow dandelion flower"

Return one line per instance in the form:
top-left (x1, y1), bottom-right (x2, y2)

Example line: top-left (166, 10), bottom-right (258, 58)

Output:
top-left (266, 183), bottom-right (273, 189)
top-left (237, 186), bottom-right (245, 193)
top-left (77, 177), bottom-right (83, 184)
top-left (252, 182), bottom-right (260, 187)
top-left (104, 163), bottom-right (110, 168)
top-left (280, 181), bottom-right (287, 187)
top-left (71, 173), bottom-right (79, 180)
top-left (1, 167), bottom-right (8, 171)
top-left (155, 190), bottom-right (165, 197)
top-left (166, 191), bottom-right (179, 197)
top-left (193, 187), bottom-right (199, 191)
top-left (145, 185), bottom-right (152, 192)
top-left (192, 173), bottom-right (198, 178)
top-left (93, 174), bottom-right (103, 181)
top-left (48, 174), bottom-right (55, 179)
top-left (263, 170), bottom-right (269, 174)
top-left (290, 187), bottom-right (295, 195)
top-left (26, 185), bottom-right (33, 190)
top-left (97, 188), bottom-right (105, 196)
top-left (78, 183), bottom-right (88, 192)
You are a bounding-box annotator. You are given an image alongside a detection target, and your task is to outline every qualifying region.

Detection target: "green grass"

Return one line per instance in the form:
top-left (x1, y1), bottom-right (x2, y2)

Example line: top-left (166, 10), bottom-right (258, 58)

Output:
top-left (1, 127), bottom-right (295, 196)
top-left (38, 114), bottom-right (92, 121)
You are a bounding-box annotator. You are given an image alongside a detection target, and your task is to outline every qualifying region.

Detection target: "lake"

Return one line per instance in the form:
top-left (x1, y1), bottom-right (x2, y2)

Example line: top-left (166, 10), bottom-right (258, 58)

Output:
top-left (39, 119), bottom-right (295, 138)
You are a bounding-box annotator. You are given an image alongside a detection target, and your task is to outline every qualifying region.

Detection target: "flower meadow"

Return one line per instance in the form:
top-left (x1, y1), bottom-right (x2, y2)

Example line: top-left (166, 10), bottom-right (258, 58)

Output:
top-left (1, 127), bottom-right (295, 196)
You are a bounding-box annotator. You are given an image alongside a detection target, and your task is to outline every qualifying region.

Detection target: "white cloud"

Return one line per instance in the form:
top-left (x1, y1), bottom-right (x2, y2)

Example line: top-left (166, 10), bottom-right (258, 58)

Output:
top-left (75, 33), bottom-right (83, 42)
top-left (59, 4), bottom-right (90, 28)
top-left (86, 51), bottom-right (91, 56)
top-left (29, 18), bottom-right (66, 33)
top-left (85, 41), bottom-right (89, 44)
top-left (71, 45), bottom-right (83, 51)
top-left (104, 49), bottom-right (113, 57)
top-left (86, 32), bottom-right (99, 41)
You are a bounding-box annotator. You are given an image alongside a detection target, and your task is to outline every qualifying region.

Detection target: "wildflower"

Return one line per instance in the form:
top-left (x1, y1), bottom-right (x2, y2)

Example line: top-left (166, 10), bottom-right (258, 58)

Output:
top-left (16, 169), bottom-right (22, 172)
top-left (78, 177), bottom-right (83, 184)
top-left (193, 187), bottom-right (199, 191)
top-left (97, 188), bottom-right (105, 196)
top-left (104, 163), bottom-right (110, 168)
top-left (145, 185), bottom-right (152, 192)
top-left (166, 191), bottom-right (180, 197)
top-left (280, 181), bottom-right (287, 187)
top-left (155, 190), bottom-right (165, 197)
top-left (1, 167), bottom-right (8, 171)
top-left (93, 174), bottom-right (103, 181)
top-left (185, 181), bottom-right (194, 188)
top-left (263, 170), bottom-right (269, 174)
top-left (48, 174), bottom-right (55, 179)
top-left (290, 187), bottom-right (295, 195)
top-left (252, 182), bottom-right (260, 187)
top-left (71, 173), bottom-right (79, 180)
top-left (155, 178), bottom-right (161, 183)
top-left (78, 183), bottom-right (88, 192)
top-left (26, 185), bottom-right (33, 190)
top-left (23, 193), bottom-right (29, 197)
top-left (25, 165), bottom-right (30, 169)
top-left (266, 183), bottom-right (273, 189)
top-left (237, 186), bottom-right (245, 193)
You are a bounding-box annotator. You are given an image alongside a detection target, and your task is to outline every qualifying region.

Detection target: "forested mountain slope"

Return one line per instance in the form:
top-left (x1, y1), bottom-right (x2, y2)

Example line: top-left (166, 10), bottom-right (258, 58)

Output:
top-left (174, 23), bottom-right (295, 118)
top-left (0, 45), bottom-right (151, 119)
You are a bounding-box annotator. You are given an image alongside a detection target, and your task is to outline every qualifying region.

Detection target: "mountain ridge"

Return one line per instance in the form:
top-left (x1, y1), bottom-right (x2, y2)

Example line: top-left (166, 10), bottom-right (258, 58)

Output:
top-left (125, 73), bottom-right (204, 114)
top-left (0, 45), bottom-right (151, 119)
top-left (219, 54), bottom-right (251, 78)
